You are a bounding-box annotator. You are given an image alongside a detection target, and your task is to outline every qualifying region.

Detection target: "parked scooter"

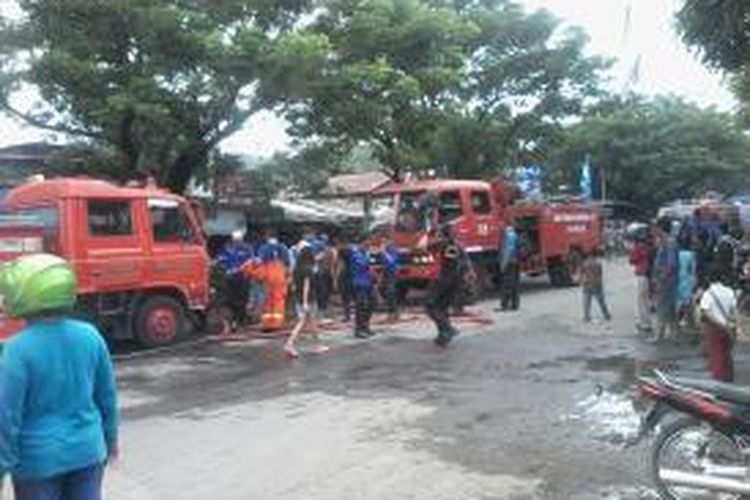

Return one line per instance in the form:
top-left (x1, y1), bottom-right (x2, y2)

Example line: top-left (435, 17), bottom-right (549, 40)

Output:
top-left (634, 370), bottom-right (750, 499)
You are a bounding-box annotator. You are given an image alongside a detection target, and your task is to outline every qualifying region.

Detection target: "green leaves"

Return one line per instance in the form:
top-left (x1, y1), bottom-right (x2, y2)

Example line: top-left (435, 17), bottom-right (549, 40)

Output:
top-left (1, 0), bottom-right (315, 192)
top-left (676, 0), bottom-right (750, 72)
top-left (550, 96), bottom-right (750, 210)
top-left (279, 0), bottom-right (608, 183)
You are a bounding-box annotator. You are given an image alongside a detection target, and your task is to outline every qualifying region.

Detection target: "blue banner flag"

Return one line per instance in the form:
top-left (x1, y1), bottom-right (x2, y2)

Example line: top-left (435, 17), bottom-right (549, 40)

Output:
top-left (580, 154), bottom-right (593, 200)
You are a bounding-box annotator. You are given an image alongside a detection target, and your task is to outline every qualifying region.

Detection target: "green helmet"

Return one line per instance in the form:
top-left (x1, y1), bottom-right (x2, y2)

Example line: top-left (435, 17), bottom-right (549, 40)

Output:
top-left (0, 254), bottom-right (77, 318)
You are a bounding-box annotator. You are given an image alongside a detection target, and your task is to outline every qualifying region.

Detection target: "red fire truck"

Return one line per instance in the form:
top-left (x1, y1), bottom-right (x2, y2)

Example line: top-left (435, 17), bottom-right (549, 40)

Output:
top-left (0, 177), bottom-right (210, 346)
top-left (372, 178), bottom-right (603, 298)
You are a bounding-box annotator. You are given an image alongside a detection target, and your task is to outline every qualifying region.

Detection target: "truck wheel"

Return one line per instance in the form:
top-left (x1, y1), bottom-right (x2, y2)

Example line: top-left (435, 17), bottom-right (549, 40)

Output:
top-left (135, 295), bottom-right (186, 347)
top-left (548, 260), bottom-right (564, 287)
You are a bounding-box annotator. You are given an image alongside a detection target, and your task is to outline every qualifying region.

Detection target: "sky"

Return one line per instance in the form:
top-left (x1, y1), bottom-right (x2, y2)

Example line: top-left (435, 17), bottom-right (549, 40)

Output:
top-left (0, 0), bottom-right (738, 156)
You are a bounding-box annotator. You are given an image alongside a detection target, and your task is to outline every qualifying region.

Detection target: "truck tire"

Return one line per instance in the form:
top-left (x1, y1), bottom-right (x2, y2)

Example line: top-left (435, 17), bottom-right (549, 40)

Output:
top-left (548, 260), bottom-right (565, 287)
top-left (134, 295), bottom-right (186, 347)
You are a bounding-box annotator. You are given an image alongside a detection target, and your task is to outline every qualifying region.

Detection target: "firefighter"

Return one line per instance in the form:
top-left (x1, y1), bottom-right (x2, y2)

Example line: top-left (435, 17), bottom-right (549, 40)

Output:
top-left (380, 235), bottom-right (402, 321)
top-left (335, 236), bottom-right (354, 322)
top-left (498, 223), bottom-right (521, 311)
top-left (426, 224), bottom-right (466, 347)
top-left (244, 229), bottom-right (291, 332)
top-left (314, 234), bottom-right (337, 320)
top-left (216, 230), bottom-right (254, 331)
top-left (350, 235), bottom-right (377, 339)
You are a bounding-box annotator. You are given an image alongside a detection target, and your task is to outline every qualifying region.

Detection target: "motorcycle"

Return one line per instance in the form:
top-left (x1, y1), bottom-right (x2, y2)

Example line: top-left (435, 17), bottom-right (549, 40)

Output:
top-left (634, 369), bottom-right (750, 499)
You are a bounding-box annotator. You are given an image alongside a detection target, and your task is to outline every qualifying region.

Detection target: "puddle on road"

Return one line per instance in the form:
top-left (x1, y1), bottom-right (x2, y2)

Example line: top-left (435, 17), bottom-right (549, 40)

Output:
top-left (562, 353), bottom-right (681, 445)
top-left (563, 390), bottom-right (641, 445)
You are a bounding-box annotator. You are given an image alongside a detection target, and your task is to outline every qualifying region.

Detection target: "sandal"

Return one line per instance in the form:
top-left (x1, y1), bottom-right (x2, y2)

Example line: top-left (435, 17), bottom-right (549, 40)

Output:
top-left (284, 345), bottom-right (300, 359)
top-left (310, 345), bottom-right (330, 355)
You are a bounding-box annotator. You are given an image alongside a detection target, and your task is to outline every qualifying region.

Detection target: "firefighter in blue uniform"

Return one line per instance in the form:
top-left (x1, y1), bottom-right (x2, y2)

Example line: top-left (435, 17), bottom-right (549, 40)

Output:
top-left (349, 236), bottom-right (376, 339)
top-left (217, 230), bottom-right (254, 331)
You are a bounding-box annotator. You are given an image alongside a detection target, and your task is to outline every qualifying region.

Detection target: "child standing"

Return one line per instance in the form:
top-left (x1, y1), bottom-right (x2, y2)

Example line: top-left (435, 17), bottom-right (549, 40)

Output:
top-left (349, 239), bottom-right (376, 339)
top-left (380, 238), bottom-right (402, 321)
top-left (582, 251), bottom-right (612, 322)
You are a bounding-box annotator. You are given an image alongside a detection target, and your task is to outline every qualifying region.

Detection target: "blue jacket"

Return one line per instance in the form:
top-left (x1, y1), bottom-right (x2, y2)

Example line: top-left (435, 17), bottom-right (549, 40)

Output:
top-left (350, 246), bottom-right (374, 290)
top-left (382, 245), bottom-right (402, 277)
top-left (258, 239), bottom-right (291, 267)
top-left (0, 319), bottom-right (118, 480)
top-left (499, 227), bottom-right (519, 271)
top-left (217, 243), bottom-right (254, 274)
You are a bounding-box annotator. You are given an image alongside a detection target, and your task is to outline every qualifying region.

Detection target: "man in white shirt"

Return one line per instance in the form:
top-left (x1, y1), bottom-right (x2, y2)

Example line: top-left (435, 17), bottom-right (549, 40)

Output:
top-left (699, 268), bottom-right (738, 381)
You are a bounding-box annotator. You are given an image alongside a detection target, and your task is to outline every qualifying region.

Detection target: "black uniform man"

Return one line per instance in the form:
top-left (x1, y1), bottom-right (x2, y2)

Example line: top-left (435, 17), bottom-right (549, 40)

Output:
top-left (426, 224), bottom-right (468, 346)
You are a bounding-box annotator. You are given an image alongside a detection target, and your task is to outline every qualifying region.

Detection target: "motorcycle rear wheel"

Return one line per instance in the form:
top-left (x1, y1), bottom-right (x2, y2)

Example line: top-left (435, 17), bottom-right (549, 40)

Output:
top-left (652, 417), bottom-right (747, 500)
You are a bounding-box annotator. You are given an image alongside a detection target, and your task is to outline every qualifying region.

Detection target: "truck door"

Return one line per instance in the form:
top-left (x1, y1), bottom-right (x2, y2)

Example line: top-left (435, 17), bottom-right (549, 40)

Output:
top-left (147, 198), bottom-right (209, 308)
top-left (469, 189), bottom-right (498, 251)
top-left (84, 199), bottom-right (144, 291)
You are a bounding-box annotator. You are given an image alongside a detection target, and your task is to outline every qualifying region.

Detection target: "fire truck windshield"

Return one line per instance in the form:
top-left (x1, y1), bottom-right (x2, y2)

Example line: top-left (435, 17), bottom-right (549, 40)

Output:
top-left (396, 191), bottom-right (428, 232)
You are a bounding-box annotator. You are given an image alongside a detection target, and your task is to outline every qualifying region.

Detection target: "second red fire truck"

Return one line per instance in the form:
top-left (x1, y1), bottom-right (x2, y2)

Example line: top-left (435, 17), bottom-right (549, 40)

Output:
top-left (371, 177), bottom-right (603, 299)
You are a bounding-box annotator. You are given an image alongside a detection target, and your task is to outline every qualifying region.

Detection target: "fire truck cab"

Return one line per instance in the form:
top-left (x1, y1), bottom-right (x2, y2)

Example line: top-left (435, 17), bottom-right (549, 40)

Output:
top-left (373, 179), bottom-right (504, 295)
top-left (0, 178), bottom-right (210, 346)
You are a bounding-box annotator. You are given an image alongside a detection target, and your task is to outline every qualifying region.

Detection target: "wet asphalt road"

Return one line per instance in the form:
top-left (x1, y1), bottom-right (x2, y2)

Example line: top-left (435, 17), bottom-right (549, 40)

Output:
top-left (100, 259), bottom-right (748, 500)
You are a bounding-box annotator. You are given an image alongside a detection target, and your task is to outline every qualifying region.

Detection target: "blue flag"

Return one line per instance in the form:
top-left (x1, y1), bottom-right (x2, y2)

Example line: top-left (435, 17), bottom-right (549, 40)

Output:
top-left (580, 155), bottom-right (592, 200)
top-left (516, 165), bottom-right (543, 199)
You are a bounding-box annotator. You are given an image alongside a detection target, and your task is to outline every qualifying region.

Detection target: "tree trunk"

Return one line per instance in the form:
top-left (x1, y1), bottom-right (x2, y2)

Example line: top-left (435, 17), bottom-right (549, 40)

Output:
top-left (165, 148), bottom-right (209, 193)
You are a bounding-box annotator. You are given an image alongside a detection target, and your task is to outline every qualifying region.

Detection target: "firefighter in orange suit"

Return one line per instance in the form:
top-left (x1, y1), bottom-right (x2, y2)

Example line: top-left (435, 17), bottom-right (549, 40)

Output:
top-left (243, 231), bottom-right (291, 331)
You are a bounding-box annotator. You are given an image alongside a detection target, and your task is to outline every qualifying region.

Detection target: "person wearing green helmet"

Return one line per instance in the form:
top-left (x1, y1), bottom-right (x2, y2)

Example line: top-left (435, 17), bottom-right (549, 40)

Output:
top-left (0, 254), bottom-right (118, 500)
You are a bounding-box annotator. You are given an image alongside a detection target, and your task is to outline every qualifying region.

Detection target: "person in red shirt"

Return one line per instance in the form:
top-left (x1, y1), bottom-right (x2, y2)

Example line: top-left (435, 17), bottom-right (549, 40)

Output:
top-left (629, 235), bottom-right (653, 334)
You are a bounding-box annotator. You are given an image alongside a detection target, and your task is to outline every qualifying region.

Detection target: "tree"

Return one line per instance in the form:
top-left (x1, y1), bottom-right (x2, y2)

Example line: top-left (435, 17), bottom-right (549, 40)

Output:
top-left (283, 0), bottom-right (608, 181)
top-left (549, 96), bottom-right (750, 210)
top-left (430, 7), bottom-right (608, 177)
top-left (0, 0), bottom-right (328, 192)
top-left (676, 0), bottom-right (750, 72)
top-left (255, 141), bottom-right (368, 194)
top-left (283, 0), bottom-right (478, 181)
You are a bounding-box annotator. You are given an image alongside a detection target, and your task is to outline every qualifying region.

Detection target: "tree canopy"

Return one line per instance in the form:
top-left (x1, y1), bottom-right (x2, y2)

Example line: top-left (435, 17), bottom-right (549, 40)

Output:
top-left (2, 0), bottom-right (749, 205)
top-left (281, 0), bottom-right (609, 181)
top-left (676, 0), bottom-right (750, 72)
top-left (550, 96), bottom-right (750, 210)
top-left (0, 0), bottom-right (327, 191)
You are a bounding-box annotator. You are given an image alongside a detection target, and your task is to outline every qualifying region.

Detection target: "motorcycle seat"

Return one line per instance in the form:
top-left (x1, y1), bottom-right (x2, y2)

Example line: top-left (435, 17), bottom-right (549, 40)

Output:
top-left (669, 375), bottom-right (750, 405)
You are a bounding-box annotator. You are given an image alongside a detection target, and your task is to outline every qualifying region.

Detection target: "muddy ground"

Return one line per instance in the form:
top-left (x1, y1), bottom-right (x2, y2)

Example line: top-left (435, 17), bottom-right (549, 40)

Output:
top-left (99, 259), bottom-right (746, 500)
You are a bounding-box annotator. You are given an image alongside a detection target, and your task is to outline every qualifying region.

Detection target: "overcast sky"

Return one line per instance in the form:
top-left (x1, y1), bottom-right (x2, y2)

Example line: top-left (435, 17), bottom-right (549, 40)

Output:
top-left (0, 0), bottom-right (737, 156)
